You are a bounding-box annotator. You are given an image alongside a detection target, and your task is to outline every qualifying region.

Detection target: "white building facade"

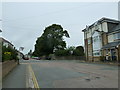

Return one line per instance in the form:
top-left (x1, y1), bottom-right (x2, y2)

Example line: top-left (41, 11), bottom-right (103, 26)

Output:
top-left (82, 17), bottom-right (120, 61)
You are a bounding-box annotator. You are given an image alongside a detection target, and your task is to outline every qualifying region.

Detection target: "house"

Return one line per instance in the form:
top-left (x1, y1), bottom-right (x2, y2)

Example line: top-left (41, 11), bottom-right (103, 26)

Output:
top-left (82, 17), bottom-right (120, 62)
top-left (0, 37), bottom-right (14, 49)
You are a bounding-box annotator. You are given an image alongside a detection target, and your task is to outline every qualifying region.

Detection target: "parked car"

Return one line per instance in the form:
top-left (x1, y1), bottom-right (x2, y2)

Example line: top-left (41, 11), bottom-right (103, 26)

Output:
top-left (23, 55), bottom-right (29, 60)
top-left (32, 57), bottom-right (41, 60)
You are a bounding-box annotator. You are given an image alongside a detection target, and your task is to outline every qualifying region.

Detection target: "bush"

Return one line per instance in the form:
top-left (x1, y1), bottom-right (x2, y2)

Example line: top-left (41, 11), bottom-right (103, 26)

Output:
top-left (55, 49), bottom-right (70, 56)
top-left (2, 46), bottom-right (18, 62)
top-left (73, 46), bottom-right (84, 56)
top-left (55, 46), bottom-right (85, 56)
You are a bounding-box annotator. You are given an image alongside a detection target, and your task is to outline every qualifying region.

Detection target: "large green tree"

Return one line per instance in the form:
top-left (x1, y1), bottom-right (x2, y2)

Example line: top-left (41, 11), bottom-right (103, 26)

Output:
top-left (33, 24), bottom-right (70, 56)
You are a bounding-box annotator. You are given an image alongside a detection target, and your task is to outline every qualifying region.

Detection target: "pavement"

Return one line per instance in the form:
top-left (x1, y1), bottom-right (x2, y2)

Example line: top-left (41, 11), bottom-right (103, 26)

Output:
top-left (2, 59), bottom-right (119, 88)
top-left (2, 63), bottom-right (27, 88)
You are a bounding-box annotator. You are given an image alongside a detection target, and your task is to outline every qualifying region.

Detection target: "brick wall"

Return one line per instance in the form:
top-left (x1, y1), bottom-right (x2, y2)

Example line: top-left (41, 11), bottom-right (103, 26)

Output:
top-left (88, 56), bottom-right (93, 61)
top-left (85, 37), bottom-right (93, 61)
top-left (55, 56), bottom-right (86, 60)
top-left (93, 56), bottom-right (101, 62)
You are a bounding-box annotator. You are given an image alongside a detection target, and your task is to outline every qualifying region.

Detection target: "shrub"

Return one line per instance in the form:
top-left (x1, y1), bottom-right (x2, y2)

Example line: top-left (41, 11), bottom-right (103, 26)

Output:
top-left (73, 46), bottom-right (85, 56)
top-left (2, 46), bottom-right (18, 62)
top-left (55, 49), bottom-right (70, 56)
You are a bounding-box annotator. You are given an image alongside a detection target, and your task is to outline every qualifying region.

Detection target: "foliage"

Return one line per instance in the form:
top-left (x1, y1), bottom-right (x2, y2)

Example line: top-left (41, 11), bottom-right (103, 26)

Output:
top-left (55, 46), bottom-right (85, 56)
top-left (33, 24), bottom-right (70, 57)
top-left (28, 49), bottom-right (32, 57)
top-left (73, 46), bottom-right (84, 56)
top-left (28, 50), bottom-right (32, 55)
top-left (55, 46), bottom-right (75, 56)
top-left (55, 49), bottom-right (70, 56)
top-left (2, 46), bottom-right (18, 62)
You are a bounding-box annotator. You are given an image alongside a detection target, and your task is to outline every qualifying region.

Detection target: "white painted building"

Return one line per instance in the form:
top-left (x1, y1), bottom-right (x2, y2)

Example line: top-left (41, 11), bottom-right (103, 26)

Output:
top-left (82, 17), bottom-right (120, 61)
top-left (0, 37), bottom-right (14, 49)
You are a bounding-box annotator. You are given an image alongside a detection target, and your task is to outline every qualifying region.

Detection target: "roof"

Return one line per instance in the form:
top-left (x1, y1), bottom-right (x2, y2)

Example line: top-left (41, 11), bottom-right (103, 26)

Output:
top-left (102, 41), bottom-right (120, 49)
top-left (82, 17), bottom-right (120, 32)
top-left (0, 37), bottom-right (14, 46)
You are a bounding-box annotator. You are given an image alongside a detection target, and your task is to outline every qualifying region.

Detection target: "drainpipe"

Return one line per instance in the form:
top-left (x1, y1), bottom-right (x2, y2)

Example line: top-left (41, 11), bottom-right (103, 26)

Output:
top-left (91, 37), bottom-right (94, 62)
top-left (85, 31), bottom-right (88, 61)
top-left (90, 28), bottom-right (94, 62)
top-left (101, 23), bottom-right (106, 60)
top-left (116, 44), bottom-right (120, 64)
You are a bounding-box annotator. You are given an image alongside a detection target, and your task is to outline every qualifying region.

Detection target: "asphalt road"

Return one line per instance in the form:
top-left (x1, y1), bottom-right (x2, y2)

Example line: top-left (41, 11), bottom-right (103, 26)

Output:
top-left (2, 59), bottom-right (119, 88)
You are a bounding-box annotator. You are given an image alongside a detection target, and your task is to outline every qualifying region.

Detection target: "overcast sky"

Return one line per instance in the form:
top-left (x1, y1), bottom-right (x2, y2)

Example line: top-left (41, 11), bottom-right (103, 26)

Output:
top-left (1, 2), bottom-right (118, 54)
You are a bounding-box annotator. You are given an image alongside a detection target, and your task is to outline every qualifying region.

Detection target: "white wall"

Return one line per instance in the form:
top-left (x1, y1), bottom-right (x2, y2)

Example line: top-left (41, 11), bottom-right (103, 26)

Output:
top-left (3, 42), bottom-right (9, 47)
top-left (102, 22), bottom-right (108, 32)
top-left (86, 29), bottom-right (92, 38)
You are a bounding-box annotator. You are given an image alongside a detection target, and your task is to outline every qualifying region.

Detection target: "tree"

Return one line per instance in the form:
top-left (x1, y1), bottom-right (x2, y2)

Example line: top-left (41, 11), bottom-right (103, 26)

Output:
top-left (73, 46), bottom-right (84, 56)
top-left (33, 24), bottom-right (70, 57)
top-left (28, 50), bottom-right (32, 57)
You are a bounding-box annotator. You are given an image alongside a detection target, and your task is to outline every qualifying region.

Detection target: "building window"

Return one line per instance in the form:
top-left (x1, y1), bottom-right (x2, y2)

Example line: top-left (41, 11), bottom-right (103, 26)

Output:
top-left (93, 36), bottom-right (98, 42)
top-left (93, 35), bottom-right (101, 43)
top-left (93, 51), bottom-right (101, 56)
top-left (114, 32), bottom-right (120, 40)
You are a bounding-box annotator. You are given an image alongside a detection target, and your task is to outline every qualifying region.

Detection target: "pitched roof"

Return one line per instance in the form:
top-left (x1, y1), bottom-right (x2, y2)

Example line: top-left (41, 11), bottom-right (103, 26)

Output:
top-left (82, 17), bottom-right (120, 32)
top-left (0, 37), bottom-right (14, 46)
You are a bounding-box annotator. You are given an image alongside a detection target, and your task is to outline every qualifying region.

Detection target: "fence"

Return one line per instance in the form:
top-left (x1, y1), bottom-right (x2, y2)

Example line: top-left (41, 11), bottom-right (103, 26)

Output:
top-left (54, 56), bottom-right (86, 60)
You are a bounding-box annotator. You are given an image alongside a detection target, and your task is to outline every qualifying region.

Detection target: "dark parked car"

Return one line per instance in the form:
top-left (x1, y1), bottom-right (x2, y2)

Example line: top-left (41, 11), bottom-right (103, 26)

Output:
top-left (23, 56), bottom-right (29, 60)
top-left (32, 57), bottom-right (41, 60)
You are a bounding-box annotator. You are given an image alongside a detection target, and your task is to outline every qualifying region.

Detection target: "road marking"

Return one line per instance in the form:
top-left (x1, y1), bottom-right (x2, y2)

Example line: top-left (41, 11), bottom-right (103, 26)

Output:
top-left (28, 64), bottom-right (40, 89)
